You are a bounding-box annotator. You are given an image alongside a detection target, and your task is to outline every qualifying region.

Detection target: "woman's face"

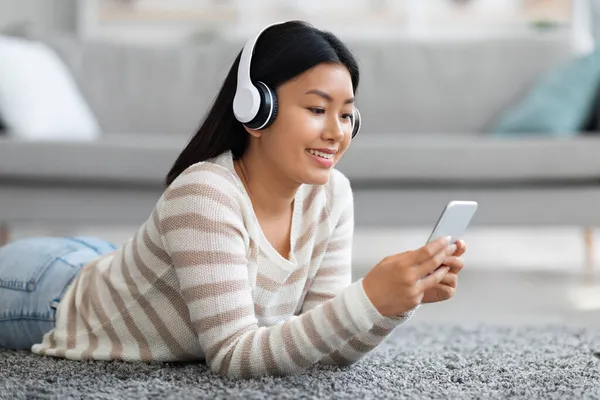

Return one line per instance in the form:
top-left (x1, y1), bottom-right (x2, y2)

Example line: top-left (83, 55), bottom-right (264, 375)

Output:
top-left (247, 62), bottom-right (355, 186)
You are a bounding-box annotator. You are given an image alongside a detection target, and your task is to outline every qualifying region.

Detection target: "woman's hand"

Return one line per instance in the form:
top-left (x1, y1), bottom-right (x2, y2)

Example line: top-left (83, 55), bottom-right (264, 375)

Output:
top-left (422, 239), bottom-right (466, 304)
top-left (362, 236), bottom-right (457, 317)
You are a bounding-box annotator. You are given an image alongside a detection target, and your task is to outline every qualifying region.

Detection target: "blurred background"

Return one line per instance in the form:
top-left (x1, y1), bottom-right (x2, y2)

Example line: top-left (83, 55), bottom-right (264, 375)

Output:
top-left (2, 0), bottom-right (600, 326)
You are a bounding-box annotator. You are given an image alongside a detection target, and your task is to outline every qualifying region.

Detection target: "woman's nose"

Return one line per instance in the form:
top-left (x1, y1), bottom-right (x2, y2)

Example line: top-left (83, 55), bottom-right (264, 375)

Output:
top-left (323, 117), bottom-right (345, 142)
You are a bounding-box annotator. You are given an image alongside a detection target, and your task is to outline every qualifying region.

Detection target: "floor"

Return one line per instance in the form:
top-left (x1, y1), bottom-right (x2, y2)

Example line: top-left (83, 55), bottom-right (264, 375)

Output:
top-left (392, 269), bottom-right (600, 328)
top-left (8, 225), bottom-right (600, 329)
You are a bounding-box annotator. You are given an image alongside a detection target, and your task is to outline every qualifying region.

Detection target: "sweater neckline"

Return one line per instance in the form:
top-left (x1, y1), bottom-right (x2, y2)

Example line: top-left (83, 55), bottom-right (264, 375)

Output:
top-left (216, 151), bottom-right (304, 271)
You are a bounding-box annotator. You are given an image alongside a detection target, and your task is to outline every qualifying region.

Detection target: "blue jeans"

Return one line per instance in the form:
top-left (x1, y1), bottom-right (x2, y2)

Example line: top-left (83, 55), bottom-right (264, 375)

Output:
top-left (0, 236), bottom-right (116, 350)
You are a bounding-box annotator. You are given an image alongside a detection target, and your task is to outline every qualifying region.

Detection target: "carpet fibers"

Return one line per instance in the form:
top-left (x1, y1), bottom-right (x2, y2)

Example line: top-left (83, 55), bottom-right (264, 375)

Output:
top-left (2, 324), bottom-right (600, 399)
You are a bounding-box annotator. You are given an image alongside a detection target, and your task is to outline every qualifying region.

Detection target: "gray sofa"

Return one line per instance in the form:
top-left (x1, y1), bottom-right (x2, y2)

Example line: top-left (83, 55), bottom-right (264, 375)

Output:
top-left (2, 31), bottom-right (597, 241)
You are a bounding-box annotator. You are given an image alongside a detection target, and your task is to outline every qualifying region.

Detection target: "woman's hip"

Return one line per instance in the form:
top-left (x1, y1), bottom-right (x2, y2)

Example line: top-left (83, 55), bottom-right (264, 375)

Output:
top-left (0, 236), bottom-right (116, 292)
top-left (0, 236), bottom-right (116, 350)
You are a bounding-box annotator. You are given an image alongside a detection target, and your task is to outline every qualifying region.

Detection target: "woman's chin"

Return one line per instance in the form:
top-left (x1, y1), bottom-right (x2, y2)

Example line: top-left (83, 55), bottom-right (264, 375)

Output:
top-left (302, 170), bottom-right (332, 186)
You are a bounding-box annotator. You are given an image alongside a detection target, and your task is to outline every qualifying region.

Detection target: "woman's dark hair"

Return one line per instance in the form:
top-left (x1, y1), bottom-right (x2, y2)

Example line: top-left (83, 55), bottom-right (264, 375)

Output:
top-left (165, 20), bottom-right (360, 187)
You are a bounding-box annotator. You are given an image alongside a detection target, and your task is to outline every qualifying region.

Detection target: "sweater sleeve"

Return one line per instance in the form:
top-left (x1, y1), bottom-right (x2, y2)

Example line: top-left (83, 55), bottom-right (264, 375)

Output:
top-left (157, 165), bottom-right (383, 379)
top-left (300, 174), bottom-right (417, 366)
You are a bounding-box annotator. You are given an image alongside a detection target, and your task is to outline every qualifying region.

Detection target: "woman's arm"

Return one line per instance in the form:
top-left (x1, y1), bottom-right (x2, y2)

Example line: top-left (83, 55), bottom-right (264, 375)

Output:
top-left (157, 166), bottom-right (384, 378)
top-left (300, 178), bottom-right (417, 366)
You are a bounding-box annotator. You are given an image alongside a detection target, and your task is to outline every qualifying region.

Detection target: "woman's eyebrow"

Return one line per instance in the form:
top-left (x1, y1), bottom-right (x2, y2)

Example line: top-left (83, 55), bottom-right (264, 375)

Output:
top-left (305, 89), bottom-right (354, 104)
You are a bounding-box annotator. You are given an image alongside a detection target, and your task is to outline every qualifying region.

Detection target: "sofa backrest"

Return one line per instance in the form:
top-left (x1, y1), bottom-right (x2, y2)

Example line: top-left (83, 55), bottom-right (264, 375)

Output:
top-left (349, 36), bottom-right (574, 135)
top-left (40, 32), bottom-right (574, 137)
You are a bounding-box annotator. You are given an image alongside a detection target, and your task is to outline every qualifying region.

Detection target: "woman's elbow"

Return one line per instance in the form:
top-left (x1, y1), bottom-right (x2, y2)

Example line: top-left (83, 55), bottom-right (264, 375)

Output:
top-left (319, 353), bottom-right (364, 367)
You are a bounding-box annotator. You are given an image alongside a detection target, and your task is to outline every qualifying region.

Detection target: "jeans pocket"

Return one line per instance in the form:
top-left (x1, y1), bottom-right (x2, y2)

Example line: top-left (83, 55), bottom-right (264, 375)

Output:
top-left (0, 238), bottom-right (79, 292)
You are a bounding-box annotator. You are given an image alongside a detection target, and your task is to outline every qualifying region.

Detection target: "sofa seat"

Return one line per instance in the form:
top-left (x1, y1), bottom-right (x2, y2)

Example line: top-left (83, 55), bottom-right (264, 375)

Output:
top-left (3, 134), bottom-right (600, 185)
top-left (0, 135), bottom-right (185, 186)
top-left (2, 134), bottom-right (600, 228)
top-left (337, 134), bottom-right (600, 184)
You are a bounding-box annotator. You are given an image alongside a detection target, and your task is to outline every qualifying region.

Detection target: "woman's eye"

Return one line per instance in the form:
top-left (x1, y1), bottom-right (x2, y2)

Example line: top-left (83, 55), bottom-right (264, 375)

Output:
top-left (308, 107), bottom-right (325, 115)
top-left (307, 108), bottom-right (352, 121)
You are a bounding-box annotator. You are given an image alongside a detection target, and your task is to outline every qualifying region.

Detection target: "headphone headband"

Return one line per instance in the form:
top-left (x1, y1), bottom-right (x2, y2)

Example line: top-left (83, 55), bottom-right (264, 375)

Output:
top-left (237, 22), bottom-right (282, 94)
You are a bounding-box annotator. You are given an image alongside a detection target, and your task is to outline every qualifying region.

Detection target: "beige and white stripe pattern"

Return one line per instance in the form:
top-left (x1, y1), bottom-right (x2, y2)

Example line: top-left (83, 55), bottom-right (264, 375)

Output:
top-left (31, 151), bottom-right (415, 378)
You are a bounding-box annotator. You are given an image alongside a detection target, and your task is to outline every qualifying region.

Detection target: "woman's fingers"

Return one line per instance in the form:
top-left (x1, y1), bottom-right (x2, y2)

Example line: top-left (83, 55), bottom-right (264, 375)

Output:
top-left (453, 240), bottom-right (467, 257)
top-left (417, 266), bottom-right (450, 291)
top-left (442, 256), bottom-right (464, 273)
top-left (439, 271), bottom-right (458, 288)
top-left (416, 242), bottom-right (457, 277)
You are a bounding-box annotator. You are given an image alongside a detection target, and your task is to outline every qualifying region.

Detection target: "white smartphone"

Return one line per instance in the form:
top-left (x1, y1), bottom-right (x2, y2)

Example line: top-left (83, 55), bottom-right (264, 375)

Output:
top-left (426, 200), bottom-right (478, 244)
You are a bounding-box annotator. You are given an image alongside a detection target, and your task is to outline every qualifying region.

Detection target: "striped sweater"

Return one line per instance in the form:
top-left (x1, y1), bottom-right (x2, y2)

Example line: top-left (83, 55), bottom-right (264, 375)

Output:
top-left (32, 151), bottom-right (416, 378)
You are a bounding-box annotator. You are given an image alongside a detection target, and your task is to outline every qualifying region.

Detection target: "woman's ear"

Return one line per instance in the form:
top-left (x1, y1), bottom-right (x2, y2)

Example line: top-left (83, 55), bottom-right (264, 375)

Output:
top-left (243, 125), bottom-right (263, 138)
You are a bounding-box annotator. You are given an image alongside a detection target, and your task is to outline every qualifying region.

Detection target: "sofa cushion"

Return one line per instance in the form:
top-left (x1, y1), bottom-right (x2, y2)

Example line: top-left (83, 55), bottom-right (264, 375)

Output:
top-left (490, 48), bottom-right (600, 137)
top-left (0, 35), bottom-right (101, 141)
top-left (1, 135), bottom-right (600, 186)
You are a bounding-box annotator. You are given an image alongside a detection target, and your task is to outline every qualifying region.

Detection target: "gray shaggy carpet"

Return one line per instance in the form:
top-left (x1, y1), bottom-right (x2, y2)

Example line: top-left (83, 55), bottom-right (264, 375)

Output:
top-left (2, 324), bottom-right (600, 399)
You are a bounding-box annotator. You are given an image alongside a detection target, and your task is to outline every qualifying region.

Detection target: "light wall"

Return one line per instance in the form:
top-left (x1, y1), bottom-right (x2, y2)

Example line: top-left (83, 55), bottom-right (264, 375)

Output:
top-left (0, 0), bottom-right (77, 32)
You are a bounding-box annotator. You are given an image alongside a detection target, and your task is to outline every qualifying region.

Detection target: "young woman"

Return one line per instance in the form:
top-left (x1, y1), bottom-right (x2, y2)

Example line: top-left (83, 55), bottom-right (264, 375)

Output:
top-left (0, 20), bottom-right (466, 378)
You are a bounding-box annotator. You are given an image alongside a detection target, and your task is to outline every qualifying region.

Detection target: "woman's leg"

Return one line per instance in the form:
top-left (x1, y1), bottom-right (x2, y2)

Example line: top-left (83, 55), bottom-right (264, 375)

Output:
top-left (0, 236), bottom-right (116, 350)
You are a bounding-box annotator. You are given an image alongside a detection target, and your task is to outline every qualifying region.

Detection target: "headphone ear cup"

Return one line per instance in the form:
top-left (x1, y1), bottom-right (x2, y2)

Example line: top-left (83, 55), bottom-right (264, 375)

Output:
top-left (268, 92), bottom-right (278, 128)
top-left (233, 84), bottom-right (261, 124)
top-left (352, 108), bottom-right (361, 138)
top-left (244, 81), bottom-right (277, 130)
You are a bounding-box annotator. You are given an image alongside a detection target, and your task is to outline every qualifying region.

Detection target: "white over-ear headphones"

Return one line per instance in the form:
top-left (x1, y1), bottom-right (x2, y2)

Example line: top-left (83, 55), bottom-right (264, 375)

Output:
top-left (232, 22), bottom-right (362, 137)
